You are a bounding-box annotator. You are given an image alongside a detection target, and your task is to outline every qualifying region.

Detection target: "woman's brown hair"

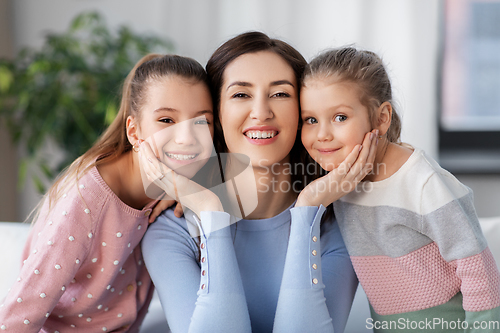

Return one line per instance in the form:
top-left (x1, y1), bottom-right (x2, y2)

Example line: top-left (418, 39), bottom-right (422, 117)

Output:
top-left (206, 31), bottom-right (308, 191)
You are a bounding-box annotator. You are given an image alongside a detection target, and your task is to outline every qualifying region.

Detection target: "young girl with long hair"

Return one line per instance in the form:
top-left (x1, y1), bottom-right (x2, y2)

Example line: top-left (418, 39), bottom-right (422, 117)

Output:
top-left (0, 53), bottom-right (213, 332)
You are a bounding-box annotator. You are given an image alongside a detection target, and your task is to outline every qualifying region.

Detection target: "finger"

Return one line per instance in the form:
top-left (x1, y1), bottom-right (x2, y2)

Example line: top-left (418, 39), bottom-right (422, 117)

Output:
top-left (364, 129), bottom-right (379, 172)
top-left (355, 129), bottom-right (379, 179)
top-left (138, 142), bottom-right (161, 181)
top-left (348, 131), bottom-right (375, 178)
top-left (149, 199), bottom-right (176, 223)
top-left (358, 131), bottom-right (375, 164)
top-left (141, 141), bottom-right (162, 173)
top-left (141, 141), bottom-right (173, 182)
top-left (329, 145), bottom-right (362, 182)
top-left (139, 146), bottom-right (177, 199)
top-left (174, 202), bottom-right (184, 218)
top-left (150, 135), bottom-right (161, 159)
top-left (334, 144), bottom-right (362, 180)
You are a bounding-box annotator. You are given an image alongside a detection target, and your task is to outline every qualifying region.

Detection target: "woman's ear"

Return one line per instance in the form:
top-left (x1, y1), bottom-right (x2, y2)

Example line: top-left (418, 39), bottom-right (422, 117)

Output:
top-left (375, 102), bottom-right (392, 136)
top-left (126, 116), bottom-right (140, 146)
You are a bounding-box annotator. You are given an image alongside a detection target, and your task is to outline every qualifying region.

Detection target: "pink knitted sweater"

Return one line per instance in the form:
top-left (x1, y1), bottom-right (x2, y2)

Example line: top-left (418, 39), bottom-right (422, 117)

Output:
top-left (0, 166), bottom-right (156, 332)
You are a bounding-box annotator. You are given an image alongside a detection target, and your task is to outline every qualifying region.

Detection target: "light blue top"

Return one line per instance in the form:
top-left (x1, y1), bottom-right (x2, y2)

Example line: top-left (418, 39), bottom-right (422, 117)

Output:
top-left (142, 204), bottom-right (357, 333)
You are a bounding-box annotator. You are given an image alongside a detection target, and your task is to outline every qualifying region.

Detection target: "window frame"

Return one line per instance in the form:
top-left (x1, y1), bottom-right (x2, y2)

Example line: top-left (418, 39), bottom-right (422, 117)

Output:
top-left (438, 0), bottom-right (500, 174)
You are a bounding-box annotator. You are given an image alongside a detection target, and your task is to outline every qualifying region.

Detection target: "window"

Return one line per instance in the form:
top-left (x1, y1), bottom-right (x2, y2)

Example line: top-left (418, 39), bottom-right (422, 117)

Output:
top-left (439, 0), bottom-right (500, 173)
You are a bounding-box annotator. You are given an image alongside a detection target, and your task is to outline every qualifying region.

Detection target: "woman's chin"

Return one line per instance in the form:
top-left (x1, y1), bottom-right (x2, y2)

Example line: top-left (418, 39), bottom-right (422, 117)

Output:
top-left (247, 152), bottom-right (291, 170)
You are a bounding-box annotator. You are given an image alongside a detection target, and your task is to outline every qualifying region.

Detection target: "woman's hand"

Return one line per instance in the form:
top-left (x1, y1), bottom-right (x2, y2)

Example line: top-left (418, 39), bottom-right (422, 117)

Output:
top-left (149, 198), bottom-right (184, 223)
top-left (296, 129), bottom-right (378, 208)
top-left (139, 141), bottom-right (223, 217)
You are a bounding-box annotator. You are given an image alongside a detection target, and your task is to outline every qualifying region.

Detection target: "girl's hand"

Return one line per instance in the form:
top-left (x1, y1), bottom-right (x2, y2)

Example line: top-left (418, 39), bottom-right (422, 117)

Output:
top-left (296, 129), bottom-right (378, 208)
top-left (139, 141), bottom-right (223, 217)
top-left (149, 198), bottom-right (184, 223)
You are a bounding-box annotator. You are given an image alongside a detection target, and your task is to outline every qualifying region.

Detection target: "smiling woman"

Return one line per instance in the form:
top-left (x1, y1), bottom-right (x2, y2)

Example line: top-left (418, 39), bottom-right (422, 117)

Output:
top-left (220, 51), bottom-right (299, 178)
top-left (141, 31), bottom-right (379, 333)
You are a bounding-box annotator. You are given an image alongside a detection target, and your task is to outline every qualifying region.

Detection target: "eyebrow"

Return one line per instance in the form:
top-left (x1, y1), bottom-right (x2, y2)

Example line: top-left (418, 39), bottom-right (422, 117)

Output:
top-left (331, 104), bottom-right (354, 111)
top-left (301, 104), bottom-right (354, 115)
top-left (154, 107), bottom-right (177, 113)
top-left (153, 107), bottom-right (213, 115)
top-left (226, 80), bottom-right (295, 90)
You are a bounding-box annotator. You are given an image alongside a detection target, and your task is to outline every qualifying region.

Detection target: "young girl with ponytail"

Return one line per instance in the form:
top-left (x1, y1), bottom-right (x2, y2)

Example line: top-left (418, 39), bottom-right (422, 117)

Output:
top-left (0, 53), bottom-right (213, 333)
top-left (300, 46), bottom-right (500, 332)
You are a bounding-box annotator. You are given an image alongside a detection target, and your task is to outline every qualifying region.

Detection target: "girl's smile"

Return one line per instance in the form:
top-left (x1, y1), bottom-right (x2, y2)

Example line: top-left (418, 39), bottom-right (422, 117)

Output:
top-left (301, 79), bottom-right (372, 171)
top-left (137, 77), bottom-right (214, 178)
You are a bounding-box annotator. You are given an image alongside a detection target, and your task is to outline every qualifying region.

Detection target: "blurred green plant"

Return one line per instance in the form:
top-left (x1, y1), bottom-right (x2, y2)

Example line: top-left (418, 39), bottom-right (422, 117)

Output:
top-left (0, 12), bottom-right (174, 193)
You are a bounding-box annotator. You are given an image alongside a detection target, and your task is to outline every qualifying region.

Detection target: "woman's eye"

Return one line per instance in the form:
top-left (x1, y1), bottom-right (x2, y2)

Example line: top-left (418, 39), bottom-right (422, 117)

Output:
top-left (304, 117), bottom-right (318, 125)
top-left (232, 92), bottom-right (249, 98)
top-left (159, 118), bottom-right (174, 124)
top-left (272, 92), bottom-right (291, 98)
top-left (334, 115), bottom-right (347, 122)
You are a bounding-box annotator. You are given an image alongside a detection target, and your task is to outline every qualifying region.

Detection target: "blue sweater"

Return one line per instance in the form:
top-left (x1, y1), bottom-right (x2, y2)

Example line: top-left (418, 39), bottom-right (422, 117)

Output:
top-left (142, 205), bottom-right (357, 333)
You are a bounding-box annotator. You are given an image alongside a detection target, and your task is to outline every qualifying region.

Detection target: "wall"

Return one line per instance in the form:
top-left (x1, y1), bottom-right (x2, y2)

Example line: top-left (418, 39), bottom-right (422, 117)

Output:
top-left (163, 0), bottom-right (440, 161)
top-left (0, 0), bottom-right (18, 222)
top-left (456, 175), bottom-right (500, 218)
top-left (3, 0), bottom-right (499, 219)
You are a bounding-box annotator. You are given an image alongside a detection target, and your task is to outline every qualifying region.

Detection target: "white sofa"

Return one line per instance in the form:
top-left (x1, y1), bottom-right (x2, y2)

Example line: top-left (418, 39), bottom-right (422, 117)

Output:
top-left (1, 218), bottom-right (500, 333)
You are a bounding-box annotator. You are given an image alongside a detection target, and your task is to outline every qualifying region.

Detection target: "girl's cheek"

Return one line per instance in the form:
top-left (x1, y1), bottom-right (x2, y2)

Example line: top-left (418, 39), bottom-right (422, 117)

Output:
top-left (301, 128), bottom-right (315, 148)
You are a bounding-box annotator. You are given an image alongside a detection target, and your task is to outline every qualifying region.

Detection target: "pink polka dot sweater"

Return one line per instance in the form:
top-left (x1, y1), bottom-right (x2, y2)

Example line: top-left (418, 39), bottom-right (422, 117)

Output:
top-left (0, 166), bottom-right (155, 332)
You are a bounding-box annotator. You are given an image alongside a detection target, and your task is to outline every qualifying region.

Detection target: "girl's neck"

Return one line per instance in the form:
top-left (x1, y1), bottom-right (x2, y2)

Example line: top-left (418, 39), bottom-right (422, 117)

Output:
top-left (244, 161), bottom-right (297, 220)
top-left (364, 140), bottom-right (413, 182)
top-left (98, 151), bottom-right (154, 210)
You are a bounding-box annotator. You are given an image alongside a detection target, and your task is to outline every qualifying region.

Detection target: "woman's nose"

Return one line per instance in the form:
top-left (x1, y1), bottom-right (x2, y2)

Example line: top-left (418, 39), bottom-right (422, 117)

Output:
top-left (249, 95), bottom-right (273, 121)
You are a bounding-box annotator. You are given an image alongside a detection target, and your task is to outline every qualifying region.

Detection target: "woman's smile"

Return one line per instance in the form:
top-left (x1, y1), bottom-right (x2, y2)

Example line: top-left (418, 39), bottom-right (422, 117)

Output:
top-left (220, 51), bottom-right (299, 167)
top-left (243, 126), bottom-right (279, 145)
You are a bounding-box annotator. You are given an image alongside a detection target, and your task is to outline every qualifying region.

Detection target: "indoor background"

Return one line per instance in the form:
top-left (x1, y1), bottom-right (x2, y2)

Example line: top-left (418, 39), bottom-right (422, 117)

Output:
top-left (1, 0), bottom-right (499, 223)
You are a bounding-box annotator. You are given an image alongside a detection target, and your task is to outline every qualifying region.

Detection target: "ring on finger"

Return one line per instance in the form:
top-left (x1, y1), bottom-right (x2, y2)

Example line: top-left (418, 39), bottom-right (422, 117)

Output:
top-left (158, 173), bottom-right (165, 180)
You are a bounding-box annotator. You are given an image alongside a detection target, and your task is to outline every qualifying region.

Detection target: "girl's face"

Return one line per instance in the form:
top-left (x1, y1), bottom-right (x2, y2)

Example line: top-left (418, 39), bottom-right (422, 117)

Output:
top-left (219, 51), bottom-right (299, 168)
top-left (301, 79), bottom-right (372, 171)
top-left (136, 76), bottom-right (214, 178)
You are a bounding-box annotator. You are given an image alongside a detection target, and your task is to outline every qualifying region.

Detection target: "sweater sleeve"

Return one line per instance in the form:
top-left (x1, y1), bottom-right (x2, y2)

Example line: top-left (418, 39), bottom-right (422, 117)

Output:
top-left (420, 172), bottom-right (500, 331)
top-left (142, 209), bottom-right (251, 333)
top-left (0, 195), bottom-right (93, 332)
top-left (273, 205), bottom-right (357, 333)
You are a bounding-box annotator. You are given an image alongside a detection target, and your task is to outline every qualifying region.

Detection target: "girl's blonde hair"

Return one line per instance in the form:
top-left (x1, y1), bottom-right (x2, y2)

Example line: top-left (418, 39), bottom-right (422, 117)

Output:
top-left (32, 53), bottom-right (208, 222)
top-left (302, 47), bottom-right (402, 143)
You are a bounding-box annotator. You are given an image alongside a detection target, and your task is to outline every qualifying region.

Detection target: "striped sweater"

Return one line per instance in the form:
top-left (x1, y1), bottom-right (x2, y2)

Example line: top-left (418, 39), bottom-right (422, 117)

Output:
top-left (334, 148), bottom-right (500, 330)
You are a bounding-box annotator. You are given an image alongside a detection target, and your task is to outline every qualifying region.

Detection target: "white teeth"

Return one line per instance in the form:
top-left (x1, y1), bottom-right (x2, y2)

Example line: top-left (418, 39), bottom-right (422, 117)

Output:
top-left (245, 131), bottom-right (277, 139)
top-left (166, 153), bottom-right (197, 161)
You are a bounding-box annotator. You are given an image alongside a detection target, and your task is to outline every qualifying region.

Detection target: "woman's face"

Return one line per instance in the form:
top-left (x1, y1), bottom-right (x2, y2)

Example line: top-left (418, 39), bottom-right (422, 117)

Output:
top-left (219, 51), bottom-right (299, 168)
top-left (136, 76), bottom-right (214, 179)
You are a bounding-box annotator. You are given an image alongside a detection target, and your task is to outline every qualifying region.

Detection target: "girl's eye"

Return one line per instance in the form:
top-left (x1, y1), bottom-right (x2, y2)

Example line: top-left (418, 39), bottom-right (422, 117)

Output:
top-left (304, 117), bottom-right (318, 125)
top-left (272, 92), bottom-right (291, 98)
top-left (334, 115), bottom-right (347, 122)
top-left (194, 118), bottom-right (209, 125)
top-left (159, 118), bottom-right (174, 124)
